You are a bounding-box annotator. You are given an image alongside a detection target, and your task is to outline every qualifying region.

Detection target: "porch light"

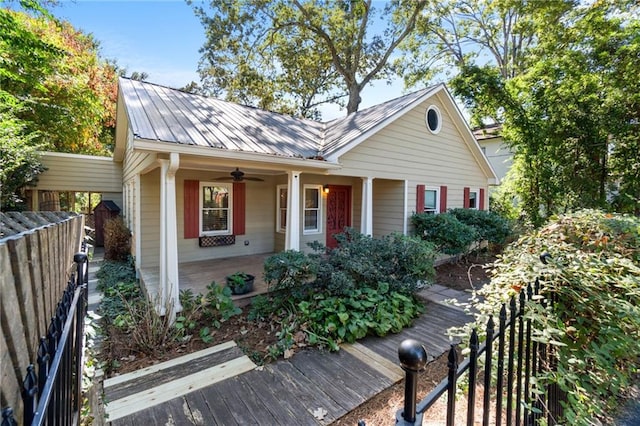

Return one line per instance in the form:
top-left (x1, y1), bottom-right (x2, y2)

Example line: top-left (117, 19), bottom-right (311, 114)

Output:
top-left (323, 184), bottom-right (330, 194)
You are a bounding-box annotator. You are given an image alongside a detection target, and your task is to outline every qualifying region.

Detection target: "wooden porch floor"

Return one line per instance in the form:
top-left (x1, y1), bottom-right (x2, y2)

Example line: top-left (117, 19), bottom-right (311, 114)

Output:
top-left (140, 253), bottom-right (273, 306)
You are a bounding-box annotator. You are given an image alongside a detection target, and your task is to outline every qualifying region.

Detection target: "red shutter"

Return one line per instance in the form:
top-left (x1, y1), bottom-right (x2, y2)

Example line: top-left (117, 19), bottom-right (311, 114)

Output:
top-left (233, 182), bottom-right (246, 235)
top-left (416, 185), bottom-right (425, 212)
top-left (479, 188), bottom-right (485, 210)
top-left (184, 180), bottom-right (199, 239)
top-left (439, 185), bottom-right (448, 213)
top-left (463, 187), bottom-right (470, 209)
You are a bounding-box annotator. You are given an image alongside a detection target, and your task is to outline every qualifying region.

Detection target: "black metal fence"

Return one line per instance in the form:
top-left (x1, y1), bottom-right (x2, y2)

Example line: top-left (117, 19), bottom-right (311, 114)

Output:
top-left (1, 252), bottom-right (88, 426)
top-left (397, 278), bottom-right (565, 426)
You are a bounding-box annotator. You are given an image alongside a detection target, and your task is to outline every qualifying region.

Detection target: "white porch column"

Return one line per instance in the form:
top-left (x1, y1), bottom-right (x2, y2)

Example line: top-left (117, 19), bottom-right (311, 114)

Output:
top-left (158, 153), bottom-right (181, 321)
top-left (361, 177), bottom-right (374, 236)
top-left (165, 153), bottom-right (181, 319)
top-left (134, 174), bottom-right (141, 276)
top-left (159, 161), bottom-right (168, 315)
top-left (285, 170), bottom-right (301, 251)
top-left (403, 179), bottom-right (409, 235)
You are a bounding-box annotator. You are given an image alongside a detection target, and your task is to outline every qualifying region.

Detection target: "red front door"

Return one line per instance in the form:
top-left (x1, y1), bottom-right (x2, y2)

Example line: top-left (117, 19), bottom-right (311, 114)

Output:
top-left (326, 185), bottom-right (351, 249)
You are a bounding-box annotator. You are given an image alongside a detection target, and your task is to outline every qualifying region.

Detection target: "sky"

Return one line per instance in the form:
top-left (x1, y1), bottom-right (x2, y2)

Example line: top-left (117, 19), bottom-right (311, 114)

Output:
top-left (51, 0), bottom-right (407, 121)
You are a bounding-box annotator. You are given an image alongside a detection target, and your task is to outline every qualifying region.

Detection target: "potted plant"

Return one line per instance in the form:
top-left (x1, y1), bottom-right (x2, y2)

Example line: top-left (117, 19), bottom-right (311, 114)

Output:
top-left (225, 272), bottom-right (255, 295)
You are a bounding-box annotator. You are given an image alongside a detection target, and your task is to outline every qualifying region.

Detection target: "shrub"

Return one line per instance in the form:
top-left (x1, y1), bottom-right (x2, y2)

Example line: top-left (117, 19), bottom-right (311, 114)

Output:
top-left (451, 210), bottom-right (640, 424)
top-left (411, 212), bottom-right (477, 255)
top-left (448, 208), bottom-right (512, 246)
top-left (263, 229), bottom-right (436, 296)
top-left (103, 216), bottom-right (131, 261)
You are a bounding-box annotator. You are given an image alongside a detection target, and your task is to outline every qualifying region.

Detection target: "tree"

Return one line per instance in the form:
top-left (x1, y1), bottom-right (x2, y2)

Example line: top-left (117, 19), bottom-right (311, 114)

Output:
top-left (190, 0), bottom-right (426, 118)
top-left (407, 0), bottom-right (639, 223)
top-left (5, 12), bottom-right (119, 155)
top-left (1, 2), bottom-right (120, 209)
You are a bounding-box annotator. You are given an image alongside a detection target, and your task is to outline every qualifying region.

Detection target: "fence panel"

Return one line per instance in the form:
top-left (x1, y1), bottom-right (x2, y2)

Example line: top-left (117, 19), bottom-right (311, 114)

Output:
top-left (0, 213), bottom-right (85, 424)
top-left (396, 279), bottom-right (564, 425)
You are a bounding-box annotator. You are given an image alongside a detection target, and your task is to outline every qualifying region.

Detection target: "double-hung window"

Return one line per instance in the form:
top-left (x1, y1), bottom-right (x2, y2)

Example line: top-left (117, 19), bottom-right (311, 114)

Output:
top-left (303, 185), bottom-right (321, 234)
top-left (424, 187), bottom-right (440, 214)
top-left (276, 185), bottom-right (287, 232)
top-left (200, 182), bottom-right (232, 235)
top-left (468, 190), bottom-right (479, 210)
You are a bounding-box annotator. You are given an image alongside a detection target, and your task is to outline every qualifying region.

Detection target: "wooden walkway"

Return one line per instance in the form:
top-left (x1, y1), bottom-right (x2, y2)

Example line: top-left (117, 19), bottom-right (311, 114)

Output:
top-left (105, 293), bottom-right (472, 426)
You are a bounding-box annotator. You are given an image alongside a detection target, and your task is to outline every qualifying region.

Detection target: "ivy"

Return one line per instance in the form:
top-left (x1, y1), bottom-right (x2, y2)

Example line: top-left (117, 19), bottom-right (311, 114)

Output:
top-left (451, 210), bottom-right (640, 424)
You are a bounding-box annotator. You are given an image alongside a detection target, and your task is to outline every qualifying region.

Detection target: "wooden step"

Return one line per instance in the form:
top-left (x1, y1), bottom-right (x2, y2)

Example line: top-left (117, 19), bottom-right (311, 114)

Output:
top-left (104, 340), bottom-right (256, 421)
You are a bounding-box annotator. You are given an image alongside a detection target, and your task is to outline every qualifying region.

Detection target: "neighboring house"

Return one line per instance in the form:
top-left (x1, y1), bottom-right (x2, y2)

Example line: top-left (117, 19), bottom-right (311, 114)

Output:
top-left (36, 77), bottom-right (498, 312)
top-left (473, 124), bottom-right (512, 183)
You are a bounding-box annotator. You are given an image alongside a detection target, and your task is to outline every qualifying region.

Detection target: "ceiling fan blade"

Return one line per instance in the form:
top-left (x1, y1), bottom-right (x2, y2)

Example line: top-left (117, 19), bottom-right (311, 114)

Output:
top-left (243, 177), bottom-right (264, 182)
top-left (212, 177), bottom-right (235, 181)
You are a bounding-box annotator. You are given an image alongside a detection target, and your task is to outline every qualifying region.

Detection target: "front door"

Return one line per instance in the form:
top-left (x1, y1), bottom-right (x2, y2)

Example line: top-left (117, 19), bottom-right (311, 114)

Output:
top-left (326, 185), bottom-right (351, 249)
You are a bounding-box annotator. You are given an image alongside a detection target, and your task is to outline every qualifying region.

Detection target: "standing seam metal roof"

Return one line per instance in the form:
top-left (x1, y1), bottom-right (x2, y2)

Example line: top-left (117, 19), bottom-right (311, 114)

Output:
top-left (119, 78), bottom-right (438, 160)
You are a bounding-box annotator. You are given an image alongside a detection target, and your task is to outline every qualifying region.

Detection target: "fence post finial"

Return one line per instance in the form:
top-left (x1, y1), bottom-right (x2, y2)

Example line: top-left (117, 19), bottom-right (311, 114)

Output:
top-left (397, 339), bottom-right (428, 425)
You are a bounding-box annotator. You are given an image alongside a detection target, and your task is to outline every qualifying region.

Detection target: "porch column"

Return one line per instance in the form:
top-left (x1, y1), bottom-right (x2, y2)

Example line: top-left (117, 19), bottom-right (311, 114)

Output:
top-left (134, 174), bottom-right (141, 276)
top-left (361, 177), bottom-right (374, 236)
top-left (158, 153), bottom-right (181, 321)
top-left (285, 170), bottom-right (301, 251)
top-left (403, 179), bottom-right (409, 235)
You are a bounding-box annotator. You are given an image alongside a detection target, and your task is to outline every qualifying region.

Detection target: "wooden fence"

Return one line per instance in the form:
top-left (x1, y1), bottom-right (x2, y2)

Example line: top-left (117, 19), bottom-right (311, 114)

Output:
top-left (0, 212), bottom-right (85, 422)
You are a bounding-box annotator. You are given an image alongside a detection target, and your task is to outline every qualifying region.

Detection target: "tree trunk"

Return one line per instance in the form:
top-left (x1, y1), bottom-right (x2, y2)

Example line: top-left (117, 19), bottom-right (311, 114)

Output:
top-left (346, 83), bottom-right (362, 114)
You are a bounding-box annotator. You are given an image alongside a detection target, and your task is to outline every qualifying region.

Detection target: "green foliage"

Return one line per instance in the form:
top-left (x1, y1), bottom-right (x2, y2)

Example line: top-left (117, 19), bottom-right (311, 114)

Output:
top-left (96, 257), bottom-right (136, 292)
top-left (451, 210), bottom-right (640, 424)
top-left (103, 217), bottom-right (131, 262)
top-left (262, 283), bottom-right (425, 356)
top-left (0, 102), bottom-right (46, 210)
top-left (411, 213), bottom-right (477, 256)
top-left (448, 208), bottom-right (512, 246)
top-left (190, 1), bottom-right (427, 116)
top-left (256, 229), bottom-right (432, 358)
top-left (263, 250), bottom-right (316, 291)
top-left (265, 229), bottom-right (436, 296)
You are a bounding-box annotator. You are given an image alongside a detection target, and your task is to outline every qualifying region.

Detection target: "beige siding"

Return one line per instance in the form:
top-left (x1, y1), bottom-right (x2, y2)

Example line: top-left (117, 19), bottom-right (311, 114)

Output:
top-left (36, 152), bottom-right (122, 192)
top-left (123, 150), bottom-right (156, 183)
top-left (334, 93), bottom-right (490, 225)
top-left (372, 179), bottom-right (405, 237)
top-left (175, 170), bottom-right (276, 263)
top-left (140, 169), bottom-right (160, 268)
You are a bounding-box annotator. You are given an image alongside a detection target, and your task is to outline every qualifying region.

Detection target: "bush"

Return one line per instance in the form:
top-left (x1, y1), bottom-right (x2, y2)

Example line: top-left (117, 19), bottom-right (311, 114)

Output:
top-left (411, 212), bottom-right (477, 255)
top-left (451, 210), bottom-right (640, 424)
top-left (103, 216), bottom-right (131, 261)
top-left (264, 229), bottom-right (436, 295)
top-left (448, 208), bottom-right (512, 246)
top-left (256, 229), bottom-right (435, 357)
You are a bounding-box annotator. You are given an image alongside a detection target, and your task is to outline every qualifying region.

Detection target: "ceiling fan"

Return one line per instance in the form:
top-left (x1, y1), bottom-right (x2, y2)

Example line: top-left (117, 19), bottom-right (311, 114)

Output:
top-left (214, 167), bottom-right (264, 182)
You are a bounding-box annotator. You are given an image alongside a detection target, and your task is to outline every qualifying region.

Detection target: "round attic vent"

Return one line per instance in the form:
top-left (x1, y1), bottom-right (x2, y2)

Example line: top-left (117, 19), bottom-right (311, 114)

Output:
top-left (425, 105), bottom-right (441, 134)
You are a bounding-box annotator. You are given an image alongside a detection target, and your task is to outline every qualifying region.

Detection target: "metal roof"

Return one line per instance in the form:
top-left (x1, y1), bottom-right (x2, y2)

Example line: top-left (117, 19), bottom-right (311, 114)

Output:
top-left (119, 78), bottom-right (440, 160)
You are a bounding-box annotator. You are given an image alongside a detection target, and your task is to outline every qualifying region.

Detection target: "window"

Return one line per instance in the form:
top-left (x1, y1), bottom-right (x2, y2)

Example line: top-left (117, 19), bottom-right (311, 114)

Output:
top-left (424, 187), bottom-right (440, 214)
top-left (303, 185), bottom-right (321, 234)
top-left (425, 105), bottom-right (442, 134)
top-left (468, 190), bottom-right (478, 210)
top-left (276, 185), bottom-right (287, 232)
top-left (200, 182), bottom-right (232, 235)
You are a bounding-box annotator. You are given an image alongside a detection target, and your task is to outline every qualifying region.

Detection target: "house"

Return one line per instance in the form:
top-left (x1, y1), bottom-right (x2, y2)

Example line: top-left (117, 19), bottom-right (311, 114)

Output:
top-left (473, 124), bottom-right (513, 183)
top-left (34, 77), bottom-right (498, 315)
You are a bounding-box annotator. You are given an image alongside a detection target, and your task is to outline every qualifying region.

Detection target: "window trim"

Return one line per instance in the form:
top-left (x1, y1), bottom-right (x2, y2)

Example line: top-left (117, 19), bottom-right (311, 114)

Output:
top-left (199, 181), bottom-right (233, 236)
top-left (425, 105), bottom-right (442, 134)
top-left (423, 186), bottom-right (441, 214)
top-left (276, 184), bottom-right (287, 233)
top-left (303, 184), bottom-right (322, 235)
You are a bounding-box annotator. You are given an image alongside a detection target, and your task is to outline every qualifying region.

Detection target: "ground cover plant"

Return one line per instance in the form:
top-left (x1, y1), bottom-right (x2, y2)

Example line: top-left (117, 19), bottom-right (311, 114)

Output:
top-left (253, 229), bottom-right (436, 357)
top-left (451, 209), bottom-right (640, 424)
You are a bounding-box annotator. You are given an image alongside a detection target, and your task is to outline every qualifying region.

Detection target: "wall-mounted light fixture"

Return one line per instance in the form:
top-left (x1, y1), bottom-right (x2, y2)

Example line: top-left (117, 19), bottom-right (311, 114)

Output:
top-left (323, 184), bottom-right (330, 194)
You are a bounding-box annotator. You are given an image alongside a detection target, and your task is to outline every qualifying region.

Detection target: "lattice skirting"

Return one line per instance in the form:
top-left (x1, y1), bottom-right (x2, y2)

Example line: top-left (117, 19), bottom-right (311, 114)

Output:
top-left (199, 235), bottom-right (236, 247)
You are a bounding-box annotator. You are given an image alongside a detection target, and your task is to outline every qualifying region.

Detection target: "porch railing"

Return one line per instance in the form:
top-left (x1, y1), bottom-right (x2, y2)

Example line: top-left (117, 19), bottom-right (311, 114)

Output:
top-left (396, 277), bottom-right (565, 426)
top-left (1, 252), bottom-right (88, 426)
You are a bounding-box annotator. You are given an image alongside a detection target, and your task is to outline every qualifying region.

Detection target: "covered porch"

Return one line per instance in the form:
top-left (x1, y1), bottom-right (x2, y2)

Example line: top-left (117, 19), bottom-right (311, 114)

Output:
top-left (140, 253), bottom-right (273, 307)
